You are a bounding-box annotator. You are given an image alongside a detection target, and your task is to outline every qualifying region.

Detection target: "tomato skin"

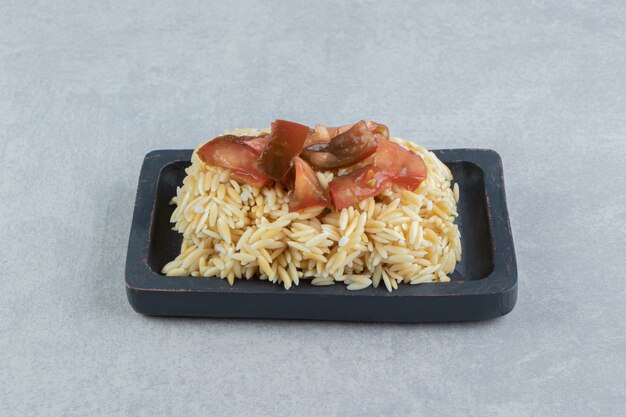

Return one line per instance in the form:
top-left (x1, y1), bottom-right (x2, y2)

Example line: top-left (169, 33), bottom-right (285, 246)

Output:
top-left (329, 165), bottom-right (390, 210)
top-left (288, 157), bottom-right (328, 212)
top-left (301, 121), bottom-right (381, 170)
top-left (374, 139), bottom-right (427, 187)
top-left (255, 120), bottom-right (310, 181)
top-left (328, 139), bottom-right (427, 210)
top-left (226, 133), bottom-right (269, 153)
top-left (364, 121), bottom-right (389, 137)
top-left (197, 136), bottom-right (273, 188)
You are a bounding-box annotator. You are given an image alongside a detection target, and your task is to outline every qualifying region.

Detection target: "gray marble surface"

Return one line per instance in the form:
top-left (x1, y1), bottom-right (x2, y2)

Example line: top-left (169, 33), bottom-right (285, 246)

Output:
top-left (1, 1), bottom-right (625, 416)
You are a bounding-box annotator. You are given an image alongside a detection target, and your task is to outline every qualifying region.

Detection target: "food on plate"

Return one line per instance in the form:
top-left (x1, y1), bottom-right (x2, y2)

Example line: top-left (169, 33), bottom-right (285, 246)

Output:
top-left (162, 120), bottom-right (461, 291)
top-left (300, 120), bottom-right (382, 169)
top-left (254, 119), bottom-right (310, 181)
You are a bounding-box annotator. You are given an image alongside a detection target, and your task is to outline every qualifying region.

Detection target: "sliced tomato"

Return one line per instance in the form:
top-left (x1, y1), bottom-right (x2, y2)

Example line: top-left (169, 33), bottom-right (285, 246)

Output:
top-left (279, 166), bottom-right (295, 191)
top-left (374, 139), bottom-right (427, 188)
top-left (329, 165), bottom-right (390, 210)
top-left (323, 123), bottom-right (355, 140)
top-left (227, 133), bottom-right (269, 153)
top-left (364, 121), bottom-right (389, 137)
top-left (304, 127), bottom-right (331, 147)
top-left (328, 139), bottom-right (427, 210)
top-left (304, 120), bottom-right (388, 147)
top-left (197, 136), bottom-right (273, 188)
top-left (289, 157), bottom-right (328, 212)
top-left (300, 121), bottom-right (381, 170)
top-left (255, 119), bottom-right (310, 181)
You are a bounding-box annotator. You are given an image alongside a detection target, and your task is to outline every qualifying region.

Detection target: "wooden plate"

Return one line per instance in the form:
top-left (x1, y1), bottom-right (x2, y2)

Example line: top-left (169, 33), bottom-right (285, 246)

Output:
top-left (125, 149), bottom-right (517, 322)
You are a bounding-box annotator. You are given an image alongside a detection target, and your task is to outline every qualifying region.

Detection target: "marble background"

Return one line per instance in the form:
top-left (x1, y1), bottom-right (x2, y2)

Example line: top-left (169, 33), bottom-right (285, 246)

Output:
top-left (1, 1), bottom-right (624, 416)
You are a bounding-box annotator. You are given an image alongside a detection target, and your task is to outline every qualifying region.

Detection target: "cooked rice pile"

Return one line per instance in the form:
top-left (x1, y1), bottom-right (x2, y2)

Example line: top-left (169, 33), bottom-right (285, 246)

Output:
top-left (162, 128), bottom-right (461, 291)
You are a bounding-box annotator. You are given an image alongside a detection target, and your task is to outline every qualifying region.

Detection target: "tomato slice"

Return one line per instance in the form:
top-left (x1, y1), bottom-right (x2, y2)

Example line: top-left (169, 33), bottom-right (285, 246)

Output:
top-left (320, 123), bottom-right (354, 141)
top-left (304, 127), bottom-right (330, 148)
top-left (227, 133), bottom-right (269, 153)
top-left (374, 139), bottom-right (427, 188)
top-left (197, 136), bottom-right (273, 188)
top-left (329, 165), bottom-right (390, 210)
top-left (304, 121), bottom-right (388, 147)
top-left (328, 139), bottom-right (427, 210)
top-left (289, 157), bottom-right (328, 212)
top-left (255, 119), bottom-right (310, 181)
top-left (301, 120), bottom-right (386, 170)
top-left (364, 121), bottom-right (389, 138)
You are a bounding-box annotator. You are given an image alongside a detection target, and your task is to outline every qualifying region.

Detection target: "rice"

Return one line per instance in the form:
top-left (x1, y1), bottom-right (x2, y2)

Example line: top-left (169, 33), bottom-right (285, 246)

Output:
top-left (161, 128), bottom-right (462, 291)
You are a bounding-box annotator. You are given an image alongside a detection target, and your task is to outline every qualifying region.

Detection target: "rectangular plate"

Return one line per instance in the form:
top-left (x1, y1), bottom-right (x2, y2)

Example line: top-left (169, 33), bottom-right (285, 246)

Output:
top-left (125, 149), bottom-right (517, 322)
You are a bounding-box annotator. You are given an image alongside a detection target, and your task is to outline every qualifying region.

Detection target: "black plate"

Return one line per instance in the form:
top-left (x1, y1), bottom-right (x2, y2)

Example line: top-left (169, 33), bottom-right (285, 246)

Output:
top-left (125, 149), bottom-right (517, 322)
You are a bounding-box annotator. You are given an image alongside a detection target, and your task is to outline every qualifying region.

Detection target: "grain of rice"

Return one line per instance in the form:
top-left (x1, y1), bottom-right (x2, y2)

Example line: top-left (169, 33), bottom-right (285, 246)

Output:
top-left (391, 277), bottom-right (398, 290)
top-left (347, 280), bottom-right (372, 290)
top-left (289, 229), bottom-right (317, 240)
top-left (213, 258), bottom-right (225, 270)
top-left (344, 251), bottom-right (362, 268)
top-left (289, 247), bottom-right (303, 262)
top-left (321, 225), bottom-right (341, 241)
top-left (339, 209), bottom-right (349, 230)
top-left (210, 173), bottom-right (220, 193)
top-left (288, 262), bottom-right (299, 286)
top-left (167, 267), bottom-right (188, 276)
top-left (384, 245), bottom-right (410, 255)
top-left (286, 241), bottom-right (311, 253)
top-left (365, 219), bottom-right (386, 229)
top-left (216, 218), bottom-right (231, 244)
top-left (269, 213), bottom-right (298, 229)
top-left (306, 232), bottom-right (330, 248)
top-left (245, 266), bottom-right (256, 279)
top-left (382, 269), bottom-right (392, 292)
top-left (236, 227), bottom-right (254, 250)
top-left (327, 251), bottom-right (347, 274)
top-left (370, 234), bottom-right (391, 244)
top-left (388, 254), bottom-right (414, 263)
top-left (432, 203), bottom-right (449, 219)
top-left (203, 266), bottom-right (220, 277)
top-left (411, 274), bottom-right (435, 284)
top-left (256, 247), bottom-right (272, 265)
top-left (343, 214), bottom-right (361, 238)
top-left (303, 252), bottom-right (326, 263)
top-left (231, 253), bottom-right (256, 263)
top-left (311, 277), bottom-right (335, 286)
top-left (181, 247), bottom-right (207, 270)
top-left (218, 169), bottom-right (230, 183)
top-left (278, 265), bottom-right (292, 289)
top-left (162, 260), bottom-right (182, 274)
